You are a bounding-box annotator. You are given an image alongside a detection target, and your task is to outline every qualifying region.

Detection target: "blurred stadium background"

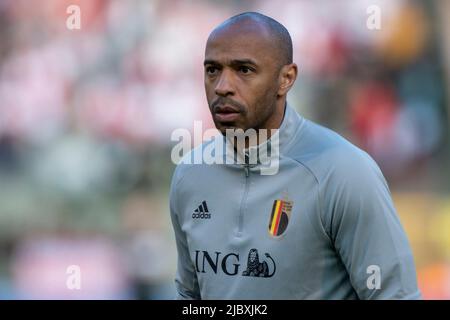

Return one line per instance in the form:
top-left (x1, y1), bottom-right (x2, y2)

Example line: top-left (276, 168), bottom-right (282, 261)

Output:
top-left (0, 0), bottom-right (449, 299)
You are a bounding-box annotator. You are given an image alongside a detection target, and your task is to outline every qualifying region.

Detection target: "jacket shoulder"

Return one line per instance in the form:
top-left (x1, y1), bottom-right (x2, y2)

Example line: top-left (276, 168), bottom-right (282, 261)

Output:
top-left (287, 119), bottom-right (382, 183)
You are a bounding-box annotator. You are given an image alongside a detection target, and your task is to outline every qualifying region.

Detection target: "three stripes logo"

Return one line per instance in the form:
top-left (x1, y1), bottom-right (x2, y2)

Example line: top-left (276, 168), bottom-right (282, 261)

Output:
top-left (268, 199), bottom-right (293, 237)
top-left (192, 201), bottom-right (211, 219)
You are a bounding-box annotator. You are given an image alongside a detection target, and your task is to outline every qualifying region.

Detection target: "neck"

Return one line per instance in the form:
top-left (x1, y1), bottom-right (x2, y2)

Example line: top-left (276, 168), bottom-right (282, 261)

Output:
top-left (229, 99), bottom-right (286, 152)
top-left (248, 99), bottom-right (286, 148)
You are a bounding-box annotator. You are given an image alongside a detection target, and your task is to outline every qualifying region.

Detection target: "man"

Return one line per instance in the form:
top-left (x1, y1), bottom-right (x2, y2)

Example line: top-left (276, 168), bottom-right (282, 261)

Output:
top-left (169, 12), bottom-right (421, 299)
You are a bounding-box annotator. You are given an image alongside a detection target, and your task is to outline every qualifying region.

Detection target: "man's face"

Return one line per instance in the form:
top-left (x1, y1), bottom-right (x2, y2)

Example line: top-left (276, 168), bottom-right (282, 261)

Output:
top-left (204, 24), bottom-right (281, 134)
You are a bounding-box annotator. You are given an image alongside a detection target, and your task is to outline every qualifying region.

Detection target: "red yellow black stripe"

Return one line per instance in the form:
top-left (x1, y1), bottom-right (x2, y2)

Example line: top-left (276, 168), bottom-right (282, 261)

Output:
top-left (269, 200), bottom-right (283, 236)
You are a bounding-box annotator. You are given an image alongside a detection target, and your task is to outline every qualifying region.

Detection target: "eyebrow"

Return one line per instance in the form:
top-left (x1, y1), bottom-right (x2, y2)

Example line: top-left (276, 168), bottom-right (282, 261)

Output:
top-left (203, 59), bottom-right (258, 67)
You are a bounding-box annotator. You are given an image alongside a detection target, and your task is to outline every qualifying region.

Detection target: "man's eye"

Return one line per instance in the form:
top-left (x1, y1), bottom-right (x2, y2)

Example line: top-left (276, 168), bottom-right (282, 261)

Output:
top-left (239, 66), bottom-right (253, 74)
top-left (206, 66), bottom-right (218, 75)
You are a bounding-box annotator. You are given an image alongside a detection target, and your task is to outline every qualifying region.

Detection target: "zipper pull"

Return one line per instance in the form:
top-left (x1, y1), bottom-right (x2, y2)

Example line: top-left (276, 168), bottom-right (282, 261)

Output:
top-left (244, 165), bottom-right (250, 177)
top-left (244, 152), bottom-right (250, 178)
top-left (244, 152), bottom-right (250, 177)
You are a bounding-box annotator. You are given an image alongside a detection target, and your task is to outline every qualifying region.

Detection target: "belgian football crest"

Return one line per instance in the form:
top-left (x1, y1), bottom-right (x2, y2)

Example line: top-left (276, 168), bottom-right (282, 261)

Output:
top-left (268, 192), bottom-right (293, 237)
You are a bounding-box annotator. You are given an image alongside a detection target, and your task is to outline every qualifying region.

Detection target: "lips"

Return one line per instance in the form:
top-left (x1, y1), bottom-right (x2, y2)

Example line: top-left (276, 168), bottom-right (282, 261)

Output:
top-left (215, 105), bottom-right (240, 113)
top-left (214, 105), bottom-right (241, 122)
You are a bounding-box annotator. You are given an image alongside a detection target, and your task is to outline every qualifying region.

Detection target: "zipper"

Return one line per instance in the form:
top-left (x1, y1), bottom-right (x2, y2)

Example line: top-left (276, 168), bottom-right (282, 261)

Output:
top-left (237, 154), bottom-right (250, 236)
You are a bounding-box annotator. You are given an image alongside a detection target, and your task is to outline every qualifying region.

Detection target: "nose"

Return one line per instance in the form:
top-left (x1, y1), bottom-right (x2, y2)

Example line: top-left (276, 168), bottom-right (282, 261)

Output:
top-left (215, 69), bottom-right (235, 97)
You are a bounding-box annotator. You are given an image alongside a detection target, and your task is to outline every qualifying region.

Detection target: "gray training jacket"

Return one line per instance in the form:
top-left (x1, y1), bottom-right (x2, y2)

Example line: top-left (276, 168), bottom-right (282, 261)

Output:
top-left (169, 104), bottom-right (421, 299)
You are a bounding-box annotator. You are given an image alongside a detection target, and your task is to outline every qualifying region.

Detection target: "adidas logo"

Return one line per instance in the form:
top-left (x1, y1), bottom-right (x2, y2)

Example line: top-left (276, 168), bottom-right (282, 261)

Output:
top-left (192, 201), bottom-right (211, 219)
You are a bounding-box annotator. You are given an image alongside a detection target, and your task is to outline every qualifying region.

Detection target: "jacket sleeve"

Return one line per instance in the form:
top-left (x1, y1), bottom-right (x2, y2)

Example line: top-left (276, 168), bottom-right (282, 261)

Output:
top-left (322, 150), bottom-right (422, 299)
top-left (169, 167), bottom-right (201, 300)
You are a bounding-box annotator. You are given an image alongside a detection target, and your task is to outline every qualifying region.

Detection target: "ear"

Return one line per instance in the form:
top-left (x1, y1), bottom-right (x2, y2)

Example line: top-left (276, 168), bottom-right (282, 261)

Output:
top-left (277, 63), bottom-right (298, 97)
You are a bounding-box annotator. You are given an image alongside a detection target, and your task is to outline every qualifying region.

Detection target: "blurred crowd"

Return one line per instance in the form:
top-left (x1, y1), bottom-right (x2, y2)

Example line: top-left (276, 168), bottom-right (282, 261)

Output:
top-left (0, 0), bottom-right (449, 299)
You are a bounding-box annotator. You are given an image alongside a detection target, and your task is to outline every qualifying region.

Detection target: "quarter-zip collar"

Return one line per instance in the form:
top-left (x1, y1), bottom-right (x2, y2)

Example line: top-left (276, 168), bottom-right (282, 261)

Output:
top-left (218, 102), bottom-right (305, 173)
